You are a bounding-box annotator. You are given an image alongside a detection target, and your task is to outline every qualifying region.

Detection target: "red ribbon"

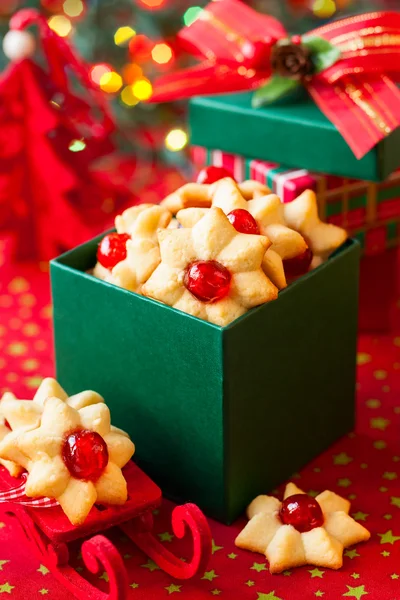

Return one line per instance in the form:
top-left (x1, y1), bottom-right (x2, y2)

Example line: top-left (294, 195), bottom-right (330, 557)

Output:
top-left (151, 0), bottom-right (400, 159)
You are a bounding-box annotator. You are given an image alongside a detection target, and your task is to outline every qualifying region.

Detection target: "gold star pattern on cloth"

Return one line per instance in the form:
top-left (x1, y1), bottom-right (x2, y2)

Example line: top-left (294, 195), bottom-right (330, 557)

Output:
top-left (0, 394), bottom-right (135, 525)
top-left (161, 179), bottom-right (272, 214)
top-left (283, 190), bottom-right (348, 261)
top-left (235, 482), bottom-right (370, 574)
top-left (93, 204), bottom-right (172, 293)
top-left (142, 207), bottom-right (278, 326)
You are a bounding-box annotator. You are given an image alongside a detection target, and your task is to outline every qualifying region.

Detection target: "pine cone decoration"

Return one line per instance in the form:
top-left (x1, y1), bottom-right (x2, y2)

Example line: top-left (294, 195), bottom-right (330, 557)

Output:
top-left (271, 42), bottom-right (313, 80)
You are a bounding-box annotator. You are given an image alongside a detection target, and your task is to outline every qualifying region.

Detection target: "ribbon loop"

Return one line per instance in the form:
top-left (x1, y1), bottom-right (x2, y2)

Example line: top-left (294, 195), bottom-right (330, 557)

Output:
top-left (151, 1), bottom-right (400, 159)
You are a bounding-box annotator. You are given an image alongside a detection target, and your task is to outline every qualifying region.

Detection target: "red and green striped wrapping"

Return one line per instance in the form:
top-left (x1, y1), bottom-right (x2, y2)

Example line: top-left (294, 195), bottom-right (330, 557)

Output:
top-left (191, 146), bottom-right (400, 256)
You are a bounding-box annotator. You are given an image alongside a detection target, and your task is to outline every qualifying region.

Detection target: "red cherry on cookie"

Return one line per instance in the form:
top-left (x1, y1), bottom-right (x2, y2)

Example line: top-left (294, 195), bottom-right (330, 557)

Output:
top-left (283, 248), bottom-right (313, 277)
top-left (280, 494), bottom-right (324, 533)
top-left (227, 209), bottom-right (260, 235)
top-left (197, 166), bottom-right (234, 185)
top-left (97, 233), bottom-right (131, 270)
top-left (184, 260), bottom-right (231, 303)
top-left (62, 430), bottom-right (109, 481)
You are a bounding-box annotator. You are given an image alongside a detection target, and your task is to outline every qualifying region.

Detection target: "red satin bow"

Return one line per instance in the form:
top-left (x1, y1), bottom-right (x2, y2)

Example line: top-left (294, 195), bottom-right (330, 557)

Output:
top-left (151, 0), bottom-right (400, 159)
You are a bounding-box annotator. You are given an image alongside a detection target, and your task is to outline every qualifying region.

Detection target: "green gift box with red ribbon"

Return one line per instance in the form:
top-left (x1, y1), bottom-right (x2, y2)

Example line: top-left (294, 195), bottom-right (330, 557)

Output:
top-left (152, 0), bottom-right (400, 181)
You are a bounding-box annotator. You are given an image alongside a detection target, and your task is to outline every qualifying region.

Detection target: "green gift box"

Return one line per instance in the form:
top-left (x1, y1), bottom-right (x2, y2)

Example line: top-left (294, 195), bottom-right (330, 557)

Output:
top-left (189, 92), bottom-right (400, 182)
top-left (51, 235), bottom-right (360, 524)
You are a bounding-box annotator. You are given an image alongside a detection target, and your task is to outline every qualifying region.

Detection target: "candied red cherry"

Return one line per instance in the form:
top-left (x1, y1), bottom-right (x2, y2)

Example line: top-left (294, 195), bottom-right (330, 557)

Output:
top-left (283, 248), bottom-right (313, 277)
top-left (62, 430), bottom-right (109, 481)
top-left (197, 166), bottom-right (234, 185)
top-left (97, 233), bottom-right (131, 270)
top-left (280, 494), bottom-right (324, 533)
top-left (184, 260), bottom-right (231, 303)
top-left (228, 209), bottom-right (260, 235)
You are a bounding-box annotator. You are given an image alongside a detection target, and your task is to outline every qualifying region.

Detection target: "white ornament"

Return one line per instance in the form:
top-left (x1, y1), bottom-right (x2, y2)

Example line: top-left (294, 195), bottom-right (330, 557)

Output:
top-left (3, 30), bottom-right (36, 62)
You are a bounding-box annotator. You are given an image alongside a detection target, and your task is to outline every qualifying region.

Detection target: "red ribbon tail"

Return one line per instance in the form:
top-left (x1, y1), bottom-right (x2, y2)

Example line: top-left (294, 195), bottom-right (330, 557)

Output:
top-left (309, 75), bottom-right (400, 159)
top-left (150, 61), bottom-right (269, 103)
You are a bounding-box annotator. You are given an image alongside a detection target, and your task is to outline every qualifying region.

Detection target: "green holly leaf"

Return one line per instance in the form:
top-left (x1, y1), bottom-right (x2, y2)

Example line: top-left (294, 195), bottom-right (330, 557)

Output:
top-left (253, 76), bottom-right (301, 108)
top-left (302, 36), bottom-right (341, 73)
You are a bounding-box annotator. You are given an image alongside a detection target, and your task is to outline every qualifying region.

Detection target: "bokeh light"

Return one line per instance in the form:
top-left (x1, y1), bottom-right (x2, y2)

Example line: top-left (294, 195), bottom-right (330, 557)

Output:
top-left (63, 0), bottom-right (84, 17)
top-left (100, 71), bottom-right (123, 93)
top-left (312, 0), bottom-right (337, 18)
top-left (90, 63), bottom-right (112, 85)
top-left (183, 6), bottom-right (202, 26)
top-left (121, 86), bottom-right (140, 107)
top-left (114, 26), bottom-right (136, 46)
top-left (122, 63), bottom-right (143, 84)
top-left (68, 139), bottom-right (87, 152)
top-left (48, 15), bottom-right (72, 37)
top-left (132, 78), bottom-right (153, 101)
top-left (151, 43), bottom-right (173, 65)
top-left (139, 0), bottom-right (166, 9)
top-left (165, 129), bottom-right (188, 152)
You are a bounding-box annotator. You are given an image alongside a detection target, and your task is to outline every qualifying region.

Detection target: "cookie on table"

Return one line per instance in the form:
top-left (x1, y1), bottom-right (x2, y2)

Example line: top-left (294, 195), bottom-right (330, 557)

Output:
top-left (235, 482), bottom-right (370, 574)
top-left (142, 207), bottom-right (278, 326)
top-left (0, 395), bottom-right (135, 525)
top-left (93, 204), bottom-right (172, 293)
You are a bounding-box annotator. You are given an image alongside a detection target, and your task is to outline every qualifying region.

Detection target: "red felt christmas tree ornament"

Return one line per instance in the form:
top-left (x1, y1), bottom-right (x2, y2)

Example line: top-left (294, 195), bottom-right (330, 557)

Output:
top-left (0, 9), bottom-right (129, 261)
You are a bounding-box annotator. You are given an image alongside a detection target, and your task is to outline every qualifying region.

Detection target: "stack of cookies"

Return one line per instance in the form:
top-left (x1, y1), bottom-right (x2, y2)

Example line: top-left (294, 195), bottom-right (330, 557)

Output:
top-left (93, 168), bottom-right (347, 327)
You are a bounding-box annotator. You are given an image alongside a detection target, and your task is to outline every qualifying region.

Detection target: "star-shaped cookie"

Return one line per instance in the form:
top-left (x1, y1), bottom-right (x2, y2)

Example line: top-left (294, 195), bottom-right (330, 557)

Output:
top-left (142, 207), bottom-right (278, 326)
top-left (283, 190), bottom-right (347, 260)
top-left (161, 179), bottom-right (272, 214)
top-left (0, 396), bottom-right (135, 525)
top-left (235, 482), bottom-right (370, 574)
top-left (93, 204), bottom-right (172, 293)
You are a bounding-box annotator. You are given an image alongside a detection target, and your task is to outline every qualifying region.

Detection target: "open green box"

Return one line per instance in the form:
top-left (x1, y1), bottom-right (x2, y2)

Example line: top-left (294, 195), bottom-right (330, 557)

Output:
top-left (51, 235), bottom-right (360, 524)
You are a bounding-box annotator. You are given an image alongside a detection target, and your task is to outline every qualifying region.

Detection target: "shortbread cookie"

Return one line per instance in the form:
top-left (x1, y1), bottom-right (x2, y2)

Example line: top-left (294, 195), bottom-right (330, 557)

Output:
top-left (0, 395), bottom-right (135, 525)
top-left (161, 180), bottom-right (273, 214)
top-left (283, 190), bottom-right (347, 260)
top-left (235, 483), bottom-right (370, 574)
top-left (142, 207), bottom-right (278, 326)
top-left (0, 396), bottom-right (22, 477)
top-left (211, 178), bottom-right (309, 261)
top-left (94, 204), bottom-right (172, 293)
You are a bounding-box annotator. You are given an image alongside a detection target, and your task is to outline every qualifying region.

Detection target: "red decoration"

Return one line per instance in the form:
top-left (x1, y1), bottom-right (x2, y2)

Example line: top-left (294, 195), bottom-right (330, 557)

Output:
top-left (283, 248), bottom-right (313, 276)
top-left (185, 260), bottom-right (231, 303)
top-left (0, 459), bottom-right (212, 598)
top-left (280, 493), bottom-right (324, 533)
top-left (0, 9), bottom-right (130, 261)
top-left (97, 233), bottom-right (130, 270)
top-left (151, 0), bottom-right (400, 159)
top-left (62, 430), bottom-right (109, 481)
top-left (227, 209), bottom-right (260, 235)
top-left (197, 165), bottom-right (234, 184)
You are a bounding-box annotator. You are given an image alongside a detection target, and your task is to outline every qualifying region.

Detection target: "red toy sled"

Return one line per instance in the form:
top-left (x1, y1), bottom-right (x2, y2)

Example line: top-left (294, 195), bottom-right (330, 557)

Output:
top-left (0, 461), bottom-right (212, 599)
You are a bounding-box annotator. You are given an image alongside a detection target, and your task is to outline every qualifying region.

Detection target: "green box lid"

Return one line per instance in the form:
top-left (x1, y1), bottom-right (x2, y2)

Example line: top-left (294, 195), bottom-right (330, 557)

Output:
top-left (189, 92), bottom-right (400, 182)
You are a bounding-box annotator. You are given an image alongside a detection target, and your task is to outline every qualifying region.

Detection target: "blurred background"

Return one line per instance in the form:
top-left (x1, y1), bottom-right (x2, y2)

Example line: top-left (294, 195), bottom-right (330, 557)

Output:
top-left (0, 0), bottom-right (398, 262)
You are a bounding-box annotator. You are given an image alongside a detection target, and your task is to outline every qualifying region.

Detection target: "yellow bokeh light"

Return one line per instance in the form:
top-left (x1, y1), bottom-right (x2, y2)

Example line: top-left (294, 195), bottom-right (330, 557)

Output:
top-left (48, 15), bottom-right (72, 37)
top-left (63, 0), bottom-right (84, 17)
top-left (132, 78), bottom-right (153, 101)
top-left (312, 0), bottom-right (337, 18)
top-left (114, 26), bottom-right (136, 46)
top-left (100, 71), bottom-right (123, 93)
top-left (152, 43), bottom-right (173, 65)
top-left (121, 86), bottom-right (140, 107)
top-left (165, 129), bottom-right (188, 152)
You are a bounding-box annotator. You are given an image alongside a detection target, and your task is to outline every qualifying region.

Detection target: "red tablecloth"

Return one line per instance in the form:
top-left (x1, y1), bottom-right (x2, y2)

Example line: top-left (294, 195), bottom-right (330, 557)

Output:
top-left (0, 263), bottom-right (400, 600)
